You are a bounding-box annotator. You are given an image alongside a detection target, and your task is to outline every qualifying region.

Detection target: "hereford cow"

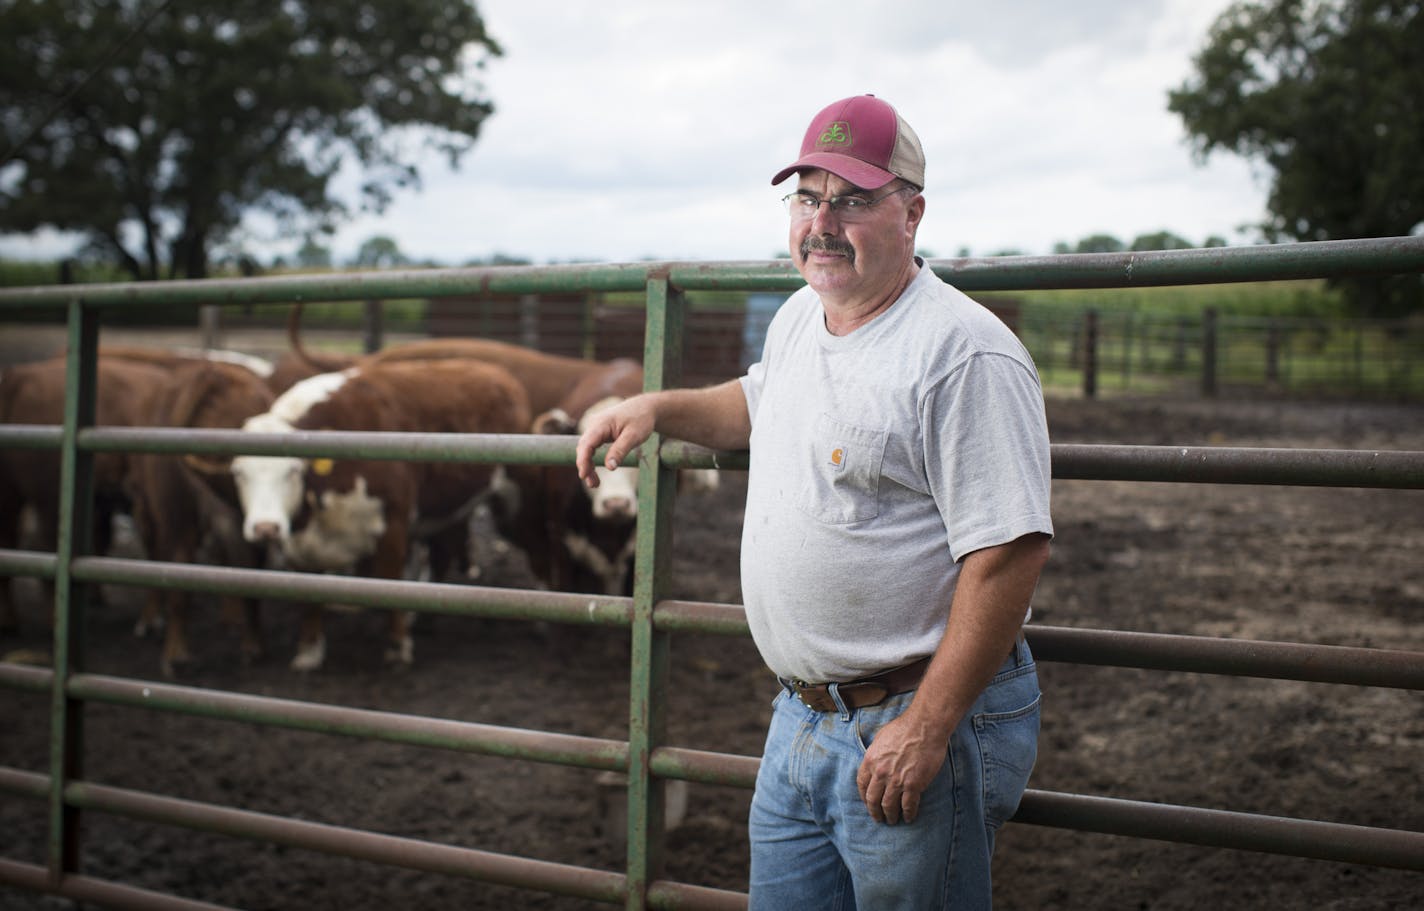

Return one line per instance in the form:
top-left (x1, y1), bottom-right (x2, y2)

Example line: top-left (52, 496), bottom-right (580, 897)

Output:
top-left (527, 360), bottom-right (723, 597)
top-left (267, 350), bottom-right (357, 397)
top-left (96, 343), bottom-right (276, 383)
top-left (128, 359), bottom-right (275, 676)
top-left (0, 357), bottom-right (171, 634)
top-left (284, 300), bottom-right (644, 415)
top-left (229, 358), bottom-right (531, 671)
top-left (528, 361), bottom-right (645, 597)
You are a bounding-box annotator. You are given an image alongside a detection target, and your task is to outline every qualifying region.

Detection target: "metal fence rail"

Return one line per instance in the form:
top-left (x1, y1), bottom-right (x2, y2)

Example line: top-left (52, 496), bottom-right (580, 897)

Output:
top-left (2, 236), bottom-right (1423, 909)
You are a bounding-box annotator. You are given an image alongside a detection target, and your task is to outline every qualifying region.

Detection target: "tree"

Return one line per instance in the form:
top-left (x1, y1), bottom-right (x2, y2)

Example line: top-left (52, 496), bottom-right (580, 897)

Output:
top-left (1130, 230), bottom-right (1195, 251)
top-left (1168, 0), bottom-right (1423, 315)
top-left (1075, 234), bottom-right (1126, 254)
top-left (0, 1), bottom-right (501, 280)
top-left (295, 236), bottom-right (332, 270)
top-left (352, 235), bottom-right (409, 269)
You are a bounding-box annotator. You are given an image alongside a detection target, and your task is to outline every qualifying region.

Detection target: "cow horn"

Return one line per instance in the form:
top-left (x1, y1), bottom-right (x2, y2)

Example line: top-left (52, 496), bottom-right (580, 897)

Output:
top-left (183, 453), bottom-right (232, 476)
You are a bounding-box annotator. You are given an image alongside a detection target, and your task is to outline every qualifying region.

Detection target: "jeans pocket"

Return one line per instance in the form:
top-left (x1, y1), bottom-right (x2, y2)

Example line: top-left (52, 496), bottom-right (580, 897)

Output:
top-left (852, 690), bottom-right (913, 754)
top-left (973, 691), bottom-right (1041, 830)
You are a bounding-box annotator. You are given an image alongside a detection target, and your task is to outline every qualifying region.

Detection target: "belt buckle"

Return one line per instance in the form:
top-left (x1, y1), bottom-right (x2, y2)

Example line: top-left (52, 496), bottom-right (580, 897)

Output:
top-left (788, 678), bottom-right (822, 710)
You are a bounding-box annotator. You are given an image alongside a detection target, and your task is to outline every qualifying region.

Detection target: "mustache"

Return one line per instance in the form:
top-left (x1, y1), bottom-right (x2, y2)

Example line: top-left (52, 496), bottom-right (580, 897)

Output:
top-left (800, 235), bottom-right (856, 265)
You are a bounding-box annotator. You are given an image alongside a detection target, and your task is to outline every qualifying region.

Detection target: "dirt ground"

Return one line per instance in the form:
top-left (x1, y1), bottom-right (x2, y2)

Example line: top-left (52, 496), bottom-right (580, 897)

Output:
top-left (2, 335), bottom-right (1422, 909)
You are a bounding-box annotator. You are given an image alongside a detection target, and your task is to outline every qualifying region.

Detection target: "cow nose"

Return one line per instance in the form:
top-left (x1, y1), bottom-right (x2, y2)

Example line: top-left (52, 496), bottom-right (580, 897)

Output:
top-left (601, 497), bottom-right (635, 519)
top-left (249, 521), bottom-right (282, 542)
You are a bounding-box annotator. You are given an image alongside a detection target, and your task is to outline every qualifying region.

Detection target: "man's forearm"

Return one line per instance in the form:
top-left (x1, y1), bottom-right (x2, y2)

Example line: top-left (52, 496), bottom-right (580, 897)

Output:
top-left (644, 379), bottom-right (751, 452)
top-left (904, 533), bottom-right (1051, 734)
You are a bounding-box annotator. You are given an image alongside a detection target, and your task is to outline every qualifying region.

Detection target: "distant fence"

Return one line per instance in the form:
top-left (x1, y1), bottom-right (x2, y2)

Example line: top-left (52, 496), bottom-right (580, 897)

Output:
top-left (1019, 305), bottom-right (1424, 399)
top-left (211, 277), bottom-right (1422, 401)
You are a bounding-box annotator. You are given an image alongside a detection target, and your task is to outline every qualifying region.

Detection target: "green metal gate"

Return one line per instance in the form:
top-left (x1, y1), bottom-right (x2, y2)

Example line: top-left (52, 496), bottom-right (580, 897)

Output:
top-left (2, 237), bottom-right (1423, 909)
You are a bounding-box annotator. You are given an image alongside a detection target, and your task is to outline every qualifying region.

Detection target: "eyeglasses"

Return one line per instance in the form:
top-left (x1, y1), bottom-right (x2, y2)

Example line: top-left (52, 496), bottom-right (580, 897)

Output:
top-left (782, 185), bottom-right (915, 221)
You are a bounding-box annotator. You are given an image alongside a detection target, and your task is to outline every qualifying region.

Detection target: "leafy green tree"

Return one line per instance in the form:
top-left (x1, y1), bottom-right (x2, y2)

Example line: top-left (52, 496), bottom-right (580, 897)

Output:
top-left (1169, 0), bottom-right (1423, 315)
top-left (1075, 234), bottom-right (1126, 254)
top-left (352, 235), bottom-right (409, 269)
top-left (1130, 230), bottom-right (1195, 251)
top-left (0, 0), bottom-right (500, 280)
top-left (295, 236), bottom-right (333, 270)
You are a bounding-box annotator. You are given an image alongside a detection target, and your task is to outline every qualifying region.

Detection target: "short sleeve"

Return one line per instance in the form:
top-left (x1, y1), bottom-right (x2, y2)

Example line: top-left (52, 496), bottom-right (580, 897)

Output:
top-left (923, 352), bottom-right (1054, 561)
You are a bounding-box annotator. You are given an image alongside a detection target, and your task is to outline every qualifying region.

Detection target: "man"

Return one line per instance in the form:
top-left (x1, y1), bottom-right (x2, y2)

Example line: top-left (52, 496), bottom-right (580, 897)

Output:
top-left (576, 94), bottom-right (1053, 910)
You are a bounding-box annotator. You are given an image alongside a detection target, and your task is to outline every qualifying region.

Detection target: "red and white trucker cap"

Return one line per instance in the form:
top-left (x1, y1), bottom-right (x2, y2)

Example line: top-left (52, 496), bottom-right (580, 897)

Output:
top-left (771, 94), bottom-right (925, 190)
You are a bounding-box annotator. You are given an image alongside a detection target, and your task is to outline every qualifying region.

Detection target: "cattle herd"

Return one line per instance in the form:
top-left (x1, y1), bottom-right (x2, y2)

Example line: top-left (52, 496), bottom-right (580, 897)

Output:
top-left (0, 313), bottom-right (704, 676)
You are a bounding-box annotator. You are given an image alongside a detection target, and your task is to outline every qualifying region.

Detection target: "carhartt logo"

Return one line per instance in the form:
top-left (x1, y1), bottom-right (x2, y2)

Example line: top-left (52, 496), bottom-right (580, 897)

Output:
top-left (830, 447), bottom-right (845, 470)
top-left (818, 121), bottom-right (851, 148)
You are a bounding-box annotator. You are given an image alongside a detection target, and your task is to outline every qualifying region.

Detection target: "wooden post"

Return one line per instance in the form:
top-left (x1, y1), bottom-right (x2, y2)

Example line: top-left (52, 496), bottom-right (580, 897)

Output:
top-left (362, 299), bottom-right (383, 353)
top-left (1202, 308), bottom-right (1218, 398)
top-left (1265, 322), bottom-right (1280, 387)
top-left (199, 305), bottom-right (221, 350)
top-left (1082, 309), bottom-right (1098, 399)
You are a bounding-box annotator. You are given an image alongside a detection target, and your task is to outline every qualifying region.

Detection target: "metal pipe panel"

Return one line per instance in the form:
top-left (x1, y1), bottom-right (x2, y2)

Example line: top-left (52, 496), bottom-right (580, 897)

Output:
top-left (1028, 625), bottom-right (1424, 689)
top-left (65, 780), bottom-right (631, 902)
top-left (2, 237), bottom-right (1418, 310)
top-left (650, 747), bottom-right (759, 789)
top-left (69, 556), bottom-right (632, 626)
top-left (1053, 444), bottom-right (1424, 488)
top-left (0, 548), bottom-right (56, 581)
top-left (67, 673), bottom-right (629, 770)
top-left (1015, 789), bottom-right (1424, 870)
top-left (0, 858), bottom-right (239, 911)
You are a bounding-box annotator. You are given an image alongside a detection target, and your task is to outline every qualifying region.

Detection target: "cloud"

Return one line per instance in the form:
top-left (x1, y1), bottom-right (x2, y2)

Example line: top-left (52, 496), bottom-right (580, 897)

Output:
top-left (1, 0), bottom-right (1264, 266)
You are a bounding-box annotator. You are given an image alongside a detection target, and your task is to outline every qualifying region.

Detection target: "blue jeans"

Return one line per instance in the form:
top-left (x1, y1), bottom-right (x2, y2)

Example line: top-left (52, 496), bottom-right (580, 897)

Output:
top-left (748, 640), bottom-right (1040, 911)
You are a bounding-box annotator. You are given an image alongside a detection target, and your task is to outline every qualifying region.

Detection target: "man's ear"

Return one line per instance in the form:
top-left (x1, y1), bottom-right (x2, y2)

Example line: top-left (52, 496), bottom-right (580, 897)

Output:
top-left (905, 193), bottom-right (926, 235)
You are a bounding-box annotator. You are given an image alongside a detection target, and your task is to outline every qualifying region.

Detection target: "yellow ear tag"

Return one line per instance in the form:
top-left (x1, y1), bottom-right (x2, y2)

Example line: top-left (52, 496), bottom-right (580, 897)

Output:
top-left (312, 458), bottom-right (335, 476)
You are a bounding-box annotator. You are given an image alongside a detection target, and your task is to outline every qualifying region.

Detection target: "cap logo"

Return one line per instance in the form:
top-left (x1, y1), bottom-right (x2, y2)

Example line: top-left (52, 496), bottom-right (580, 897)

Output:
top-left (818, 121), bottom-right (851, 149)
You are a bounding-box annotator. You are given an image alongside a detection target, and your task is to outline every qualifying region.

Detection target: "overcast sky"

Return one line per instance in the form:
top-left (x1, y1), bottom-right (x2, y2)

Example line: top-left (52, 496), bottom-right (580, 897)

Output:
top-left (1, 0), bottom-right (1271, 267)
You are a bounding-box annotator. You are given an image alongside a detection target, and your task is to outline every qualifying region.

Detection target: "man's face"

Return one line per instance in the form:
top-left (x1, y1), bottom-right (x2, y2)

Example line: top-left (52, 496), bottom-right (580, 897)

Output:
top-left (788, 169), bottom-right (923, 306)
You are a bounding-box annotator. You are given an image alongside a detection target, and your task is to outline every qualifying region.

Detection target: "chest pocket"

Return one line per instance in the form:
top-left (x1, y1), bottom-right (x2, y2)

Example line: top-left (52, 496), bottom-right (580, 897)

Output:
top-left (795, 413), bottom-right (888, 525)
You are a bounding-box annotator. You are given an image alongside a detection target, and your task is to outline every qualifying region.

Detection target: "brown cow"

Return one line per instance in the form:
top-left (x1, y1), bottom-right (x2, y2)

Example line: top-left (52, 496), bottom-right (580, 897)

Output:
top-left (267, 350), bottom-right (358, 397)
top-left (285, 301), bottom-right (643, 415)
top-left (229, 358), bottom-right (531, 671)
top-left (0, 357), bottom-right (170, 634)
top-left (128, 359), bottom-right (275, 676)
top-left (96, 343), bottom-right (276, 383)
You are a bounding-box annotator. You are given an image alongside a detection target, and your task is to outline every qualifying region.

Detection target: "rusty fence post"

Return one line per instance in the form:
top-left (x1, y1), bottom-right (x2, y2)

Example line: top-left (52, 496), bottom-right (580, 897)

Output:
top-left (1201, 308), bottom-right (1218, 398)
top-left (1082, 309), bottom-right (1098, 399)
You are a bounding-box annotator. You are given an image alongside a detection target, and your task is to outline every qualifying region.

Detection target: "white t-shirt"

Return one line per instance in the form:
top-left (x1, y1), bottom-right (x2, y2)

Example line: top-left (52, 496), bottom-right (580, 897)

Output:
top-left (739, 264), bottom-right (1053, 683)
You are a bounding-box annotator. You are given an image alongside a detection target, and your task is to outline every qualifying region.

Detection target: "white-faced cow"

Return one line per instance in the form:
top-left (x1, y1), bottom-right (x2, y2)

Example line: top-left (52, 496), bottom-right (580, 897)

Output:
top-left (529, 361), bottom-right (646, 597)
top-left (526, 359), bottom-right (724, 597)
top-left (230, 358), bottom-right (530, 671)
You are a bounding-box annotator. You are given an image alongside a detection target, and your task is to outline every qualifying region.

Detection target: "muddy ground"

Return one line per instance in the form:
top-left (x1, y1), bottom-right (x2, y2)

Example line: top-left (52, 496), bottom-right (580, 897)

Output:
top-left (1, 335), bottom-right (1422, 909)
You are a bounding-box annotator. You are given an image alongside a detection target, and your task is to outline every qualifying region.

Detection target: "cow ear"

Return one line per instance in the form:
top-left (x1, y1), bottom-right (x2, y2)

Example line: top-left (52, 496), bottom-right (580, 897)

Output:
top-left (531, 408), bottom-right (576, 435)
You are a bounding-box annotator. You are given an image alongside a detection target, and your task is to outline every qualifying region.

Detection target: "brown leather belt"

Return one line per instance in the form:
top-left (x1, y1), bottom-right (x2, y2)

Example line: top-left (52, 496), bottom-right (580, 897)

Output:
top-left (788, 656), bottom-right (933, 713)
